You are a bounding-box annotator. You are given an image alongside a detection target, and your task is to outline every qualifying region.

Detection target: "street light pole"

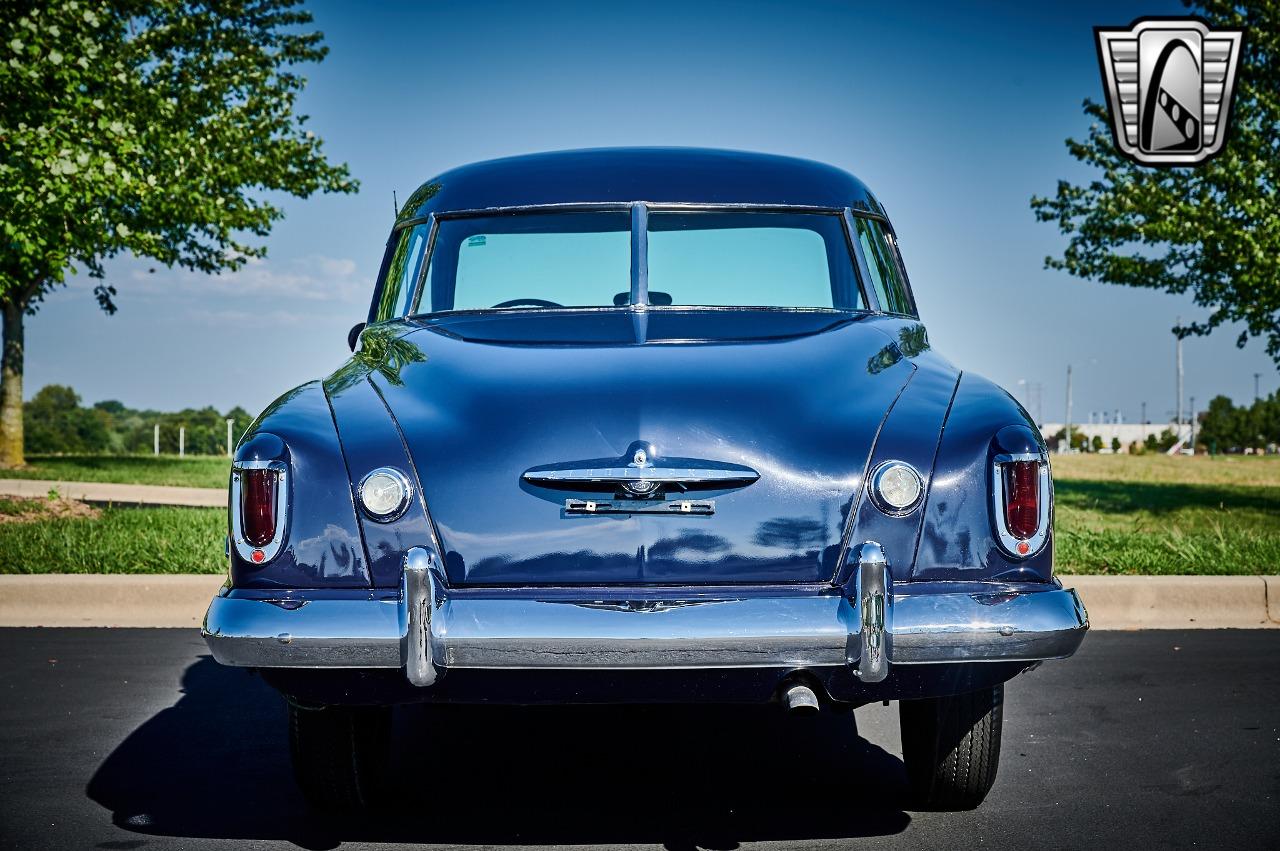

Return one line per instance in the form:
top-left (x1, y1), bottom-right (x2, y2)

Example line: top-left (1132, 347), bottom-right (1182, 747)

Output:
top-left (1064, 365), bottom-right (1073, 453)
top-left (1175, 318), bottom-right (1183, 427)
top-left (1189, 396), bottom-right (1197, 453)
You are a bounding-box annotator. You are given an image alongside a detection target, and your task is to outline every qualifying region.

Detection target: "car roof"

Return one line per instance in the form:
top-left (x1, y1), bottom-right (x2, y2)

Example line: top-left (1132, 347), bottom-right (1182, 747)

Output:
top-left (395, 147), bottom-right (885, 224)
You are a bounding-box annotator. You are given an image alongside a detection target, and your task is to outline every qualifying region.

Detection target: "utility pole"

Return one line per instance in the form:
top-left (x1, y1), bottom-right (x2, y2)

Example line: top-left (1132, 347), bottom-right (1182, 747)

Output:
top-left (179, 426), bottom-right (185, 458)
top-left (1190, 396), bottom-right (1197, 453)
top-left (1256, 372), bottom-right (1262, 401)
top-left (153, 424), bottom-right (159, 456)
top-left (1141, 401), bottom-right (1147, 441)
top-left (226, 419), bottom-right (234, 458)
top-left (1175, 318), bottom-right (1184, 427)
top-left (1064, 365), bottom-right (1073, 453)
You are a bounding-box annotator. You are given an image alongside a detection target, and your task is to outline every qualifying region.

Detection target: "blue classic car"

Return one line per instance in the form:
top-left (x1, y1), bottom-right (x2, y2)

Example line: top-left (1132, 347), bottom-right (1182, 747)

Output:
top-left (203, 148), bottom-right (1087, 811)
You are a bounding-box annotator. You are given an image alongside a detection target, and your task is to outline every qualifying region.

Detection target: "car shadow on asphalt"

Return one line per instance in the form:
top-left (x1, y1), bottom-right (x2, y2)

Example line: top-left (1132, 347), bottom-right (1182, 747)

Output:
top-left (86, 656), bottom-right (912, 849)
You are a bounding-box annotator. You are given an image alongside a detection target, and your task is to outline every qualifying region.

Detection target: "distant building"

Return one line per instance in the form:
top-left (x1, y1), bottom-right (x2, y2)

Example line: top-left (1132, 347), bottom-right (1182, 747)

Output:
top-left (1038, 422), bottom-right (1192, 452)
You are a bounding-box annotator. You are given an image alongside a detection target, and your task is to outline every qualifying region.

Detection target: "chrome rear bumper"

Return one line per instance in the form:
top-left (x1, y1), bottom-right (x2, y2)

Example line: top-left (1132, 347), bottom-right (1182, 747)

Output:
top-left (203, 545), bottom-right (1088, 685)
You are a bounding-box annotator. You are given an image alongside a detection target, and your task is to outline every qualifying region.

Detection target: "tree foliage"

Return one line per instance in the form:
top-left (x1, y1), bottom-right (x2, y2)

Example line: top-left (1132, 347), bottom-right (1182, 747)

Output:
top-left (1197, 392), bottom-right (1280, 450)
top-left (1031, 0), bottom-right (1279, 364)
top-left (0, 0), bottom-right (354, 466)
top-left (24, 383), bottom-right (252, 454)
top-left (1, 0), bottom-right (354, 301)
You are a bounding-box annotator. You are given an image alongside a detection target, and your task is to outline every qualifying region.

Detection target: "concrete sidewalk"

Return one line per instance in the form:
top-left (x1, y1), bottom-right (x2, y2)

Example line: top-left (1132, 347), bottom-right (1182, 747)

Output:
top-left (0, 574), bottom-right (1276, 630)
top-left (0, 478), bottom-right (226, 508)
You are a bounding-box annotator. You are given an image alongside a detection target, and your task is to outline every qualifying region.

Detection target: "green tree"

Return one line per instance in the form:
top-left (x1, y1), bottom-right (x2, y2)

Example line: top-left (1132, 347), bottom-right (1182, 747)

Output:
top-left (23, 384), bottom-right (111, 453)
top-left (1199, 394), bottom-right (1241, 450)
top-left (0, 0), bottom-right (355, 466)
top-left (1199, 391), bottom-right (1280, 451)
top-left (1031, 1), bottom-right (1279, 365)
top-left (1090, 434), bottom-right (1104, 453)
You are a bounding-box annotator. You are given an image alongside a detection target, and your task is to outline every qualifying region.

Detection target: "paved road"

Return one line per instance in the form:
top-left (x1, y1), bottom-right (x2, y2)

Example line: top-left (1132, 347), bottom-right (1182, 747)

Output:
top-left (1, 629), bottom-right (1277, 850)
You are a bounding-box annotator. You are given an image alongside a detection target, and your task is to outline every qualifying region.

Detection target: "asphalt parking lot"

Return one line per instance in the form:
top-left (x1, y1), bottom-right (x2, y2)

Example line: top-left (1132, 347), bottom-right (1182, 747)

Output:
top-left (0, 629), bottom-right (1277, 850)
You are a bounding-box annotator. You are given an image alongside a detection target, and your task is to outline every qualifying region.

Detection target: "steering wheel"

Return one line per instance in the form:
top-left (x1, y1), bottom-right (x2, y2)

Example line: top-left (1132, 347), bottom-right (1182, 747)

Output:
top-left (491, 298), bottom-right (564, 309)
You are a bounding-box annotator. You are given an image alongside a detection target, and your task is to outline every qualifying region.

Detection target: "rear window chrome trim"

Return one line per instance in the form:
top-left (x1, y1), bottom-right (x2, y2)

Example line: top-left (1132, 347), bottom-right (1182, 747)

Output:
top-left (410, 304), bottom-right (869, 322)
top-left (392, 201), bottom-right (871, 231)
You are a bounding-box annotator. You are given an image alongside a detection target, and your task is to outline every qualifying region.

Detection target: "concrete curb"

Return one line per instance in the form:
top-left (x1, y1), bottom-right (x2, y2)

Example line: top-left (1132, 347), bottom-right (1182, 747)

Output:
top-left (0, 478), bottom-right (226, 508)
top-left (1067, 575), bottom-right (1280, 630)
top-left (1, 574), bottom-right (1278, 630)
top-left (0, 575), bottom-right (226, 627)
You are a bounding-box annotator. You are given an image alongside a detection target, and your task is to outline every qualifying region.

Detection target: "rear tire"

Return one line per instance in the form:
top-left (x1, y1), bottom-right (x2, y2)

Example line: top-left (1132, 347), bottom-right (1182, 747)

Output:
top-left (899, 684), bottom-right (1003, 810)
top-left (287, 700), bottom-right (391, 812)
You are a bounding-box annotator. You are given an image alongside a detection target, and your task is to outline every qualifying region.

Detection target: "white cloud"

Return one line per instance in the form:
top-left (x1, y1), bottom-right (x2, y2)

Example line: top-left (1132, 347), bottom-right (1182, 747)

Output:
top-left (121, 253), bottom-right (368, 305)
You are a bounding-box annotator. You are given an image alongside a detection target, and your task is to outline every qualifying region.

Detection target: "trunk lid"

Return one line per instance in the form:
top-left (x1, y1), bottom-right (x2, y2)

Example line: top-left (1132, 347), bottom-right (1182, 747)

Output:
top-left (373, 310), bottom-right (913, 586)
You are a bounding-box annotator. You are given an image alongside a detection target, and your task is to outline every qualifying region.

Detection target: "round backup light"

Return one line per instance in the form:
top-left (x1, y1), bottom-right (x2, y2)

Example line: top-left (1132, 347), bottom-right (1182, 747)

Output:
top-left (870, 461), bottom-right (924, 514)
top-left (358, 467), bottom-right (413, 521)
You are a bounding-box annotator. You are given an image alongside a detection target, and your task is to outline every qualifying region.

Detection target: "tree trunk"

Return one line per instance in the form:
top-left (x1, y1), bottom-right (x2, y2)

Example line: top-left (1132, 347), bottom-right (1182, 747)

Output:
top-left (0, 298), bottom-right (27, 468)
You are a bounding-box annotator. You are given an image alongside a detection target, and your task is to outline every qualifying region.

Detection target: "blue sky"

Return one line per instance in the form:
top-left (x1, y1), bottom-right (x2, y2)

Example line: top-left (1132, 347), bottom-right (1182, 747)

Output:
top-left (28, 0), bottom-right (1275, 421)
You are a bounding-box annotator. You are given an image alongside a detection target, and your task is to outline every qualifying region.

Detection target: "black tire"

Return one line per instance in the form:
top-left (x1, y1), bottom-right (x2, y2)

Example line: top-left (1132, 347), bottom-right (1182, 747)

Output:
top-left (287, 700), bottom-right (391, 812)
top-left (899, 683), bottom-right (1003, 810)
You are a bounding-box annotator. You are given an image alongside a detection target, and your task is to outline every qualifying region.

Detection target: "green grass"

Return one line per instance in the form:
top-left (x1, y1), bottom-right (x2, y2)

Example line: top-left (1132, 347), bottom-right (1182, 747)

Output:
top-left (0, 504), bottom-right (225, 574)
top-left (1052, 452), bottom-right (1280, 487)
top-left (1053, 455), bottom-right (1280, 575)
top-left (0, 453), bottom-right (1275, 575)
top-left (1, 455), bottom-right (229, 489)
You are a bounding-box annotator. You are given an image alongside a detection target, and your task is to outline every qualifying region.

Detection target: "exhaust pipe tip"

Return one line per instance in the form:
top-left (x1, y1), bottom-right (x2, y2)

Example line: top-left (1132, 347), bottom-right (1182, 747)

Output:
top-left (784, 684), bottom-right (820, 715)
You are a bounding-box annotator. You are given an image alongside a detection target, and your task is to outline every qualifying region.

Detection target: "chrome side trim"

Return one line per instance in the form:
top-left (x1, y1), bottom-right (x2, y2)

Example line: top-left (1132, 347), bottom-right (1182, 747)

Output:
top-left (228, 460), bottom-right (288, 564)
top-left (991, 452), bottom-right (1052, 558)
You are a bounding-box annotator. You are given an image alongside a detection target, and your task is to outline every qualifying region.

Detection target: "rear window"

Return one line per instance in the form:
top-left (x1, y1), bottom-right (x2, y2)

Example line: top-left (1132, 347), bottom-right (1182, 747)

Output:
top-left (419, 212), bottom-right (630, 313)
top-left (391, 209), bottom-right (878, 316)
top-left (646, 212), bottom-right (860, 309)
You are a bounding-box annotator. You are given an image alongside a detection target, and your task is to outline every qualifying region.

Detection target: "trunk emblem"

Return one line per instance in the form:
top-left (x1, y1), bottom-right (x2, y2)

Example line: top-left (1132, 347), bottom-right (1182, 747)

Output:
top-left (523, 440), bottom-right (759, 502)
top-left (624, 479), bottom-right (657, 496)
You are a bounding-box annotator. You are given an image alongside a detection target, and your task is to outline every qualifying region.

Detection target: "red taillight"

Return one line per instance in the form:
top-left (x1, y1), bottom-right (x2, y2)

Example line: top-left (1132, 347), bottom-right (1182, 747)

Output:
top-left (240, 468), bottom-right (278, 548)
top-left (1002, 460), bottom-right (1040, 540)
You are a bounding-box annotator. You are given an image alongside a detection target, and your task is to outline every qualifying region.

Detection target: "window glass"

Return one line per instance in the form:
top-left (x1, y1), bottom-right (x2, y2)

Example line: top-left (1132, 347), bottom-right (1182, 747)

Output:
top-left (418, 212), bottom-right (630, 313)
top-left (375, 223), bottom-right (430, 322)
top-left (852, 216), bottom-right (914, 315)
top-left (646, 212), bottom-right (862, 309)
